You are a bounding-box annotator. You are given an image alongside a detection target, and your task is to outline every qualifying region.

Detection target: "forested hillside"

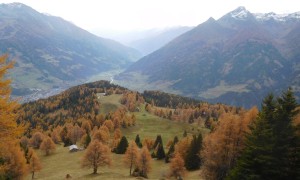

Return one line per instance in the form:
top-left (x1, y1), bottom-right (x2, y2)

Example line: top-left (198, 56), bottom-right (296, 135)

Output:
top-left (1, 54), bottom-right (299, 179)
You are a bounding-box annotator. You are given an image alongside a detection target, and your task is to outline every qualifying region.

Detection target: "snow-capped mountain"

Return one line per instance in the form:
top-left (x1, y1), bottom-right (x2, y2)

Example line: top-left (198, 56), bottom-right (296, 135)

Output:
top-left (118, 6), bottom-right (300, 108)
top-left (255, 12), bottom-right (300, 22)
top-left (229, 6), bottom-right (252, 20)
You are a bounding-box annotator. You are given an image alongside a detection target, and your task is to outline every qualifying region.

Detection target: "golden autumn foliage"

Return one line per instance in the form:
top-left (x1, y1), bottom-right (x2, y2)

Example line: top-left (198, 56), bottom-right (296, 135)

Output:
top-left (0, 54), bottom-right (26, 178)
top-left (28, 148), bottom-right (42, 179)
top-left (120, 91), bottom-right (145, 112)
top-left (93, 129), bottom-right (110, 144)
top-left (30, 132), bottom-right (45, 149)
top-left (137, 147), bottom-right (152, 178)
top-left (17, 81), bottom-right (127, 132)
top-left (201, 107), bottom-right (258, 180)
top-left (0, 142), bottom-right (28, 179)
top-left (0, 55), bottom-right (22, 143)
top-left (69, 124), bottom-right (85, 144)
top-left (169, 153), bottom-right (186, 179)
top-left (174, 136), bottom-right (192, 159)
top-left (81, 140), bottom-right (112, 174)
top-left (142, 138), bottom-right (155, 151)
top-left (123, 141), bottom-right (139, 176)
top-left (40, 137), bottom-right (56, 156)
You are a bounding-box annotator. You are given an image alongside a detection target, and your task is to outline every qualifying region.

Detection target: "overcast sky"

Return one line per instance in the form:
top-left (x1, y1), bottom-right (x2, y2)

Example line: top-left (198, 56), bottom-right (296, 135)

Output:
top-left (0, 0), bottom-right (299, 31)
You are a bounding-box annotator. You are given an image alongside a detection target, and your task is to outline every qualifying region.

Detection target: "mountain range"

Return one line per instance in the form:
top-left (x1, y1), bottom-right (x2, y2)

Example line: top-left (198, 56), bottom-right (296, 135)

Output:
top-left (93, 27), bottom-right (193, 56)
top-left (125, 27), bottom-right (193, 55)
top-left (0, 3), bottom-right (141, 96)
top-left (117, 7), bottom-right (300, 108)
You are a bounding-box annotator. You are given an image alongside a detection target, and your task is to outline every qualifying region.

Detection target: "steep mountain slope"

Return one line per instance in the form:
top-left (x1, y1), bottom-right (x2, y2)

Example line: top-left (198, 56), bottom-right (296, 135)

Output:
top-left (118, 7), bottom-right (300, 108)
top-left (0, 3), bottom-right (141, 96)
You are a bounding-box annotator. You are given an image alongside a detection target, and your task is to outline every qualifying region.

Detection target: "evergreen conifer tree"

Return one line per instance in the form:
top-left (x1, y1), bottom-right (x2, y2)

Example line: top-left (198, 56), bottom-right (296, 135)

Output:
top-left (135, 134), bottom-right (142, 148)
top-left (228, 96), bottom-right (277, 179)
top-left (84, 133), bottom-right (91, 148)
top-left (165, 136), bottom-right (179, 163)
top-left (156, 143), bottom-right (166, 160)
top-left (116, 136), bottom-right (129, 154)
top-left (228, 91), bottom-right (300, 179)
top-left (153, 135), bottom-right (163, 149)
top-left (185, 134), bottom-right (202, 170)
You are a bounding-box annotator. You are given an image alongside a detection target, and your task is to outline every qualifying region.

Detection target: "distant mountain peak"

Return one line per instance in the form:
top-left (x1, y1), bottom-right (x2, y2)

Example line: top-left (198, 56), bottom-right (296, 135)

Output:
top-left (229, 6), bottom-right (251, 20)
top-left (2, 2), bottom-right (27, 8)
top-left (254, 11), bottom-right (300, 22)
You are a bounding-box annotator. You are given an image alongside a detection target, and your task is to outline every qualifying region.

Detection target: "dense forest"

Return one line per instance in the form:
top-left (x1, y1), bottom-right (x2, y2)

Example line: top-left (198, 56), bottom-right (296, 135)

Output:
top-left (1, 54), bottom-right (300, 179)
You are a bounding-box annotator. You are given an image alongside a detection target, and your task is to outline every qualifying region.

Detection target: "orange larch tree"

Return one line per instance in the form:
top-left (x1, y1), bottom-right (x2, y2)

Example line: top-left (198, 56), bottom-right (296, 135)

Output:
top-left (28, 148), bottom-right (42, 179)
top-left (123, 141), bottom-right (139, 176)
top-left (169, 153), bottom-right (186, 179)
top-left (0, 54), bottom-right (26, 178)
top-left (138, 147), bottom-right (152, 178)
top-left (81, 140), bottom-right (112, 174)
top-left (40, 137), bottom-right (56, 156)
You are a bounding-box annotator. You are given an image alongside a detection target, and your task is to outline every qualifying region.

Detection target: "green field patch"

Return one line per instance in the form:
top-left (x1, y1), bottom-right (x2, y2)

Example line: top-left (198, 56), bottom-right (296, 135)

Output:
top-left (199, 81), bottom-right (249, 99)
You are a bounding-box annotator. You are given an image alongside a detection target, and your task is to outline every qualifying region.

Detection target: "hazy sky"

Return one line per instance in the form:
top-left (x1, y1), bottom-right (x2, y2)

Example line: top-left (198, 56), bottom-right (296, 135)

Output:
top-left (0, 0), bottom-right (299, 31)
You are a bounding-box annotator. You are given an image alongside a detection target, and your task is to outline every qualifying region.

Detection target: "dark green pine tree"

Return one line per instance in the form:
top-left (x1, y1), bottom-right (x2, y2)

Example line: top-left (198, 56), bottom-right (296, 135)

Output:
top-left (165, 136), bottom-right (179, 163)
top-left (153, 135), bottom-right (163, 149)
top-left (156, 143), bottom-right (166, 160)
top-left (227, 104), bottom-right (277, 179)
top-left (275, 88), bottom-right (300, 178)
top-left (84, 133), bottom-right (91, 148)
top-left (228, 91), bottom-right (300, 179)
top-left (185, 133), bottom-right (202, 170)
top-left (135, 134), bottom-right (142, 148)
top-left (116, 136), bottom-right (129, 154)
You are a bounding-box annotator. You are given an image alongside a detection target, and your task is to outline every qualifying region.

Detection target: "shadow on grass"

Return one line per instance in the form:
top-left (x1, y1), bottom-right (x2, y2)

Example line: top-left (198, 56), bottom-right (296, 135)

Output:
top-left (82, 172), bottom-right (132, 179)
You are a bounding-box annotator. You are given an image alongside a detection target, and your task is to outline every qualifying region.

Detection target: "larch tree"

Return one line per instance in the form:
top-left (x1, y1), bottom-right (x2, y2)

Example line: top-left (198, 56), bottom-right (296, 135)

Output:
top-left (0, 142), bottom-right (28, 179)
top-left (51, 129), bottom-right (61, 144)
top-left (30, 132), bottom-right (45, 149)
top-left (28, 149), bottom-right (42, 179)
top-left (0, 54), bottom-right (25, 178)
top-left (103, 120), bottom-right (114, 132)
top-left (81, 120), bottom-right (92, 134)
top-left (40, 137), bottom-right (56, 156)
top-left (123, 141), bottom-right (139, 176)
top-left (81, 140), bottom-right (112, 174)
top-left (174, 136), bottom-right (191, 160)
top-left (69, 124), bottom-right (84, 144)
top-left (138, 147), bottom-right (152, 178)
top-left (201, 107), bottom-right (258, 180)
top-left (169, 153), bottom-right (186, 179)
top-left (93, 129), bottom-right (109, 144)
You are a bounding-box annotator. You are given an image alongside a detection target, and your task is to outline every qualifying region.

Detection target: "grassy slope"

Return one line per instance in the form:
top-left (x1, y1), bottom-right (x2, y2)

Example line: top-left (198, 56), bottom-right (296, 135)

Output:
top-left (26, 94), bottom-right (203, 179)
